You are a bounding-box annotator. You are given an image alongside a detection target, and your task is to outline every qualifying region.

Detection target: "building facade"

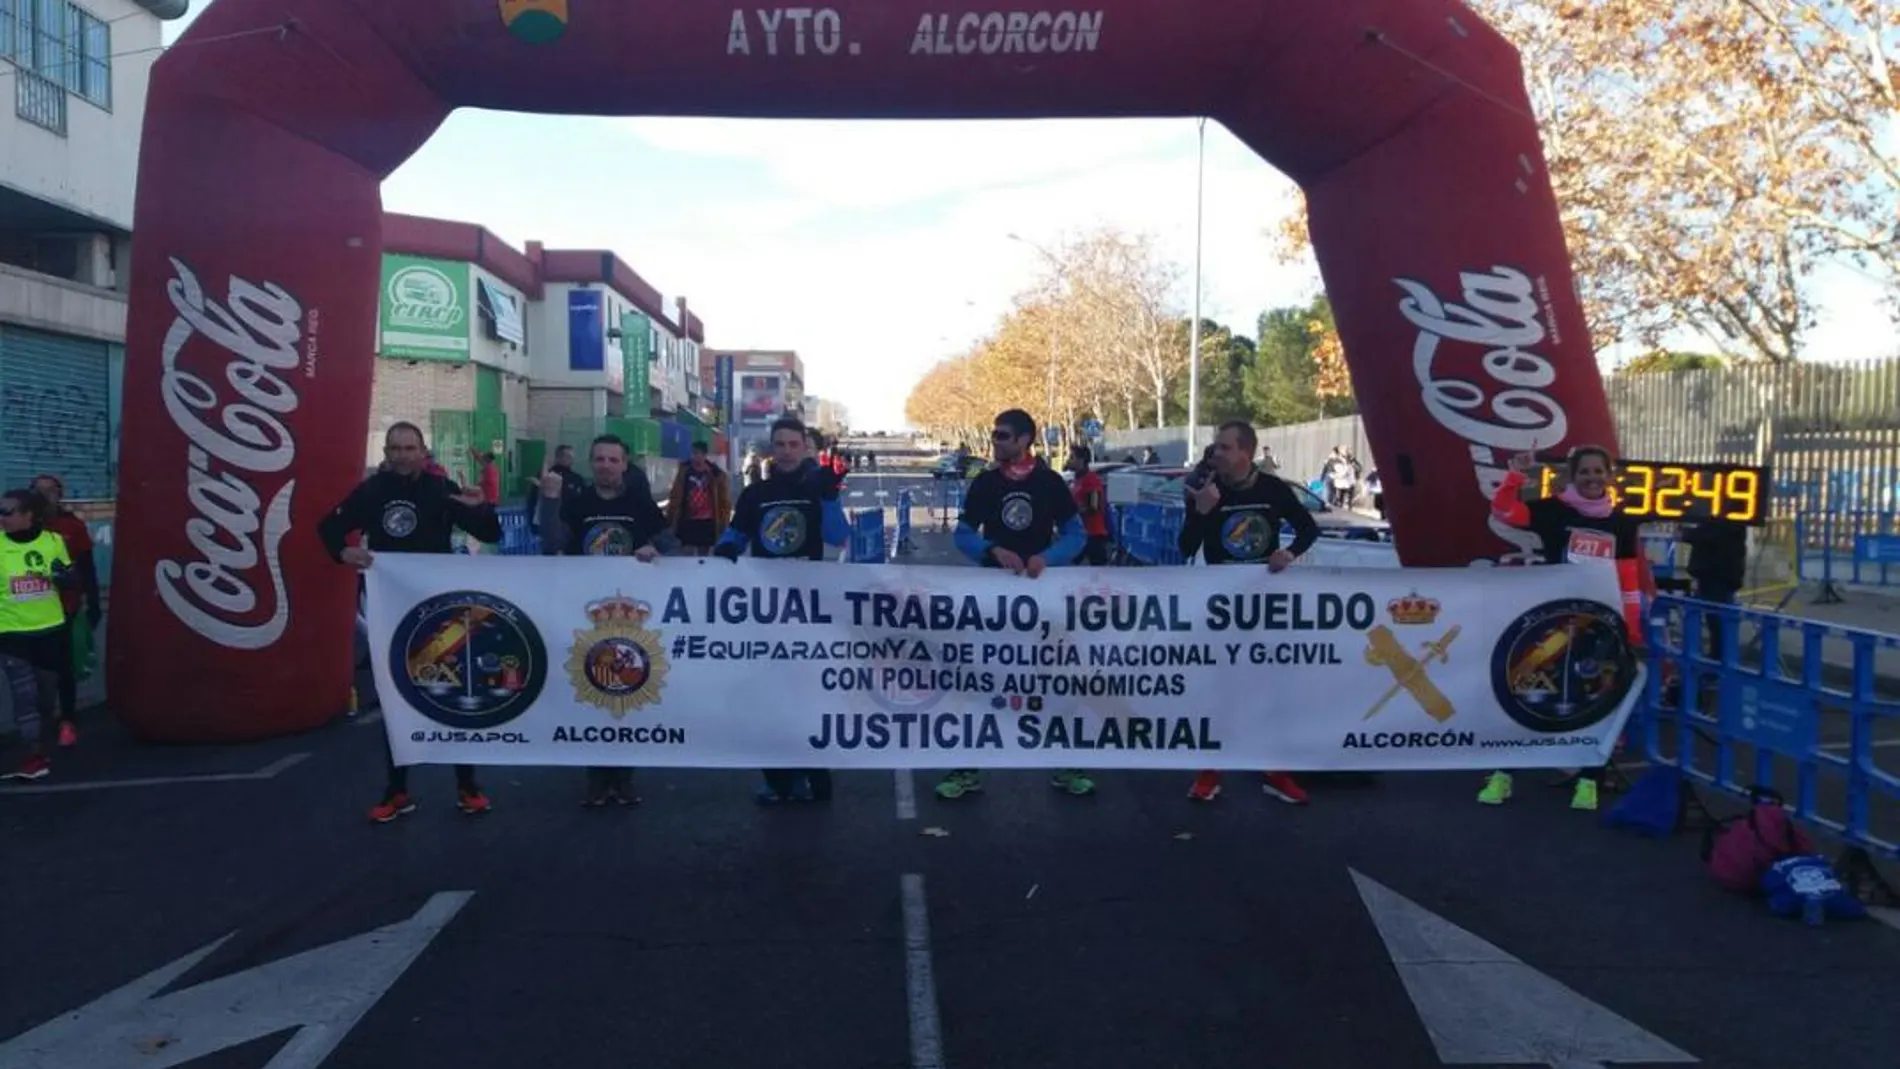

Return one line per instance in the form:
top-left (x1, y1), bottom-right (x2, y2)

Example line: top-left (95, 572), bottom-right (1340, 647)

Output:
top-left (0, 0), bottom-right (184, 500)
top-left (807, 396), bottom-right (849, 437)
top-left (371, 216), bottom-right (719, 500)
top-left (703, 349), bottom-right (806, 449)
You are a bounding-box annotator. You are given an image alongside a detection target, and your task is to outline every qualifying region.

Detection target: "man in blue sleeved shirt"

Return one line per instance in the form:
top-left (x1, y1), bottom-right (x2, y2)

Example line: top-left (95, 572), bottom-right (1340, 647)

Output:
top-left (713, 416), bottom-right (848, 803)
top-left (937, 408), bottom-right (1088, 801)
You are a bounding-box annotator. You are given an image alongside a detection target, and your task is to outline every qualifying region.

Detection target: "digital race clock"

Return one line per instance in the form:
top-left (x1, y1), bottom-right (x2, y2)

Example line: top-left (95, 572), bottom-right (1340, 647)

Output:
top-left (1532, 459), bottom-right (1767, 526)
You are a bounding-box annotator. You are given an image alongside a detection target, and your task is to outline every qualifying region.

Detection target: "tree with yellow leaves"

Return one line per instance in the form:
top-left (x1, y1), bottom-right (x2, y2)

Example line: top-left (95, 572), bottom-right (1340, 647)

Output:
top-left (1272, 0), bottom-right (1899, 362)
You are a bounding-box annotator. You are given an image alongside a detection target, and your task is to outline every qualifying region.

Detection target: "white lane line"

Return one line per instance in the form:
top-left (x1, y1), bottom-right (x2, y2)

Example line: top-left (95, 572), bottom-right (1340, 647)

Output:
top-left (1870, 907), bottom-right (1900, 933)
top-left (353, 710), bottom-right (384, 727)
top-left (894, 769), bottom-right (917, 820)
top-left (901, 873), bottom-right (946, 1069)
top-left (0, 752), bottom-right (311, 795)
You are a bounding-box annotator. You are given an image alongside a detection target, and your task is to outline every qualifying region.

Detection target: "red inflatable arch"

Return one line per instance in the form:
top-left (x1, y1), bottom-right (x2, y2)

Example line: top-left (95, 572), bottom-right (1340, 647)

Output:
top-left (109, 0), bottom-right (1618, 742)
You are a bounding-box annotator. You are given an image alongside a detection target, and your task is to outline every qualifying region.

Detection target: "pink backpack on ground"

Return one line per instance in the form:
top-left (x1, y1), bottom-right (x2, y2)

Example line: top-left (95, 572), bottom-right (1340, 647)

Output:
top-left (1702, 787), bottom-right (1813, 893)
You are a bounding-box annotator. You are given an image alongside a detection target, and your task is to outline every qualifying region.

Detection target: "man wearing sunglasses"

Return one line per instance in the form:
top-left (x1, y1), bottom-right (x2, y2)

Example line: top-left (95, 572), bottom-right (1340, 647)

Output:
top-left (936, 409), bottom-right (1087, 800)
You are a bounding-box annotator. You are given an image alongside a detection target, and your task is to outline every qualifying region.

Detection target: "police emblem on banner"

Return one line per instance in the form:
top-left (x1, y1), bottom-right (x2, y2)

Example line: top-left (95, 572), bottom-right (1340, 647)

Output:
top-left (1361, 593), bottom-right (1460, 723)
top-left (389, 590), bottom-right (547, 729)
top-left (1489, 598), bottom-right (1636, 734)
top-left (566, 594), bottom-right (669, 718)
top-left (758, 505), bottom-right (809, 556)
top-left (382, 501), bottom-right (419, 538)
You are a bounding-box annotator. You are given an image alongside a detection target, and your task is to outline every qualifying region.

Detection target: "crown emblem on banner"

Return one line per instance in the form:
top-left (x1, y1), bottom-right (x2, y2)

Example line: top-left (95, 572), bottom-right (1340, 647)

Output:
top-left (1387, 592), bottom-right (1442, 626)
top-left (586, 595), bottom-right (651, 627)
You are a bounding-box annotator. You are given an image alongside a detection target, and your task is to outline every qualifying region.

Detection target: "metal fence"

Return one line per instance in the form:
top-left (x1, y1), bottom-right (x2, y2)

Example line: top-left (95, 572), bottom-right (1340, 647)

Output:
top-left (1608, 356), bottom-right (1900, 516)
top-left (1101, 357), bottom-right (1900, 515)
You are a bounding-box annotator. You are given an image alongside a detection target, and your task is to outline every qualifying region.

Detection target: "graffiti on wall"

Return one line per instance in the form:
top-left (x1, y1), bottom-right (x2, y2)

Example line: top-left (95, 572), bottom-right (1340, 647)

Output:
top-left (0, 383), bottom-right (112, 491)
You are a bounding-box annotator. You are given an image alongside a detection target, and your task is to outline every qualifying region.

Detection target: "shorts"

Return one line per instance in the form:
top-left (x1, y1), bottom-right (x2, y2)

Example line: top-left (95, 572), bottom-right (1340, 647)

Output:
top-left (677, 518), bottom-right (717, 548)
top-left (0, 624), bottom-right (68, 675)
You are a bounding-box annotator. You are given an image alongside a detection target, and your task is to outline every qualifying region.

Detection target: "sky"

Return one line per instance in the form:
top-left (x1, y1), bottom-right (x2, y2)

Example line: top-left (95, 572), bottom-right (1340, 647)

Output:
top-left (160, 3), bottom-right (1894, 431)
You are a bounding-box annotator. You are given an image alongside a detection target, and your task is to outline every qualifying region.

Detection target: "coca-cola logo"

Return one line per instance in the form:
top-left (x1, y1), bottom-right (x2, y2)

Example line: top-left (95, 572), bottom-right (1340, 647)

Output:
top-left (155, 258), bottom-right (303, 649)
top-left (1395, 266), bottom-right (1563, 566)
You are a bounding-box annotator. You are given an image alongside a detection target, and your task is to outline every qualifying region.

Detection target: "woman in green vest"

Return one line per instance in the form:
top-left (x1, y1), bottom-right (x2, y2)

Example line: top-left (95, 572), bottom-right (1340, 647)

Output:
top-left (0, 487), bottom-right (75, 782)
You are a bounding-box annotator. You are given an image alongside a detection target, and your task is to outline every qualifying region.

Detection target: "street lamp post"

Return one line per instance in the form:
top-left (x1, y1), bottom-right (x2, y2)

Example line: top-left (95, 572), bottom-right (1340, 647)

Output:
top-left (1186, 116), bottom-right (1207, 458)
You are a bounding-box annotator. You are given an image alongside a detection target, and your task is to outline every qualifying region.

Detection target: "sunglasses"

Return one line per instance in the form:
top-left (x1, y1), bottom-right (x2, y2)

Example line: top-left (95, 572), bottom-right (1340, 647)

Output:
top-left (989, 429), bottom-right (1020, 442)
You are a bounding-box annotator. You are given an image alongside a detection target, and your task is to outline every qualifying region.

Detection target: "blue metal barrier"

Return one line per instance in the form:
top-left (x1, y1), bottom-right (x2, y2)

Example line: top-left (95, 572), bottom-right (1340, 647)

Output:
top-left (498, 505), bottom-right (540, 556)
top-left (1109, 503), bottom-right (1187, 566)
top-left (1795, 510), bottom-right (1900, 589)
top-left (849, 509), bottom-right (887, 563)
top-left (1640, 595), bottom-right (1900, 858)
top-left (894, 490), bottom-right (915, 556)
top-left (929, 477), bottom-right (965, 531)
top-left (1641, 530), bottom-right (1683, 582)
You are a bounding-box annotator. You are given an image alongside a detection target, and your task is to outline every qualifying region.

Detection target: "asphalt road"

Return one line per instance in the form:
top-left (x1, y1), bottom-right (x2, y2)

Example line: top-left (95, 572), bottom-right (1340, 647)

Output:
top-left (6, 528), bottom-right (1900, 1069)
top-left (5, 720), bottom-right (1900, 1069)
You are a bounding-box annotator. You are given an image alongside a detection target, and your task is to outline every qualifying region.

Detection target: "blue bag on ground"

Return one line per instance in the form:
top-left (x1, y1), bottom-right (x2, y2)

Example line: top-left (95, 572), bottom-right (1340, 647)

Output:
top-left (1603, 767), bottom-right (1680, 837)
top-left (1760, 855), bottom-right (1866, 925)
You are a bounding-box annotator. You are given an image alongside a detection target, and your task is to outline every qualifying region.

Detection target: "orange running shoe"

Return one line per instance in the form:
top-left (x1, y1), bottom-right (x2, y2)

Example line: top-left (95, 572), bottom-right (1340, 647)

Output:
top-left (1187, 771), bottom-right (1222, 802)
top-left (1260, 772), bottom-right (1309, 805)
top-left (368, 792), bottom-right (416, 823)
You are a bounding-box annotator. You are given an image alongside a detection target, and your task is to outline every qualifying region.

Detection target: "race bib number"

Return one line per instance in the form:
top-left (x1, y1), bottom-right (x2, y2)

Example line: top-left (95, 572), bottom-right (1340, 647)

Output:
top-left (1567, 529), bottom-right (1616, 565)
top-left (9, 574), bottom-right (53, 601)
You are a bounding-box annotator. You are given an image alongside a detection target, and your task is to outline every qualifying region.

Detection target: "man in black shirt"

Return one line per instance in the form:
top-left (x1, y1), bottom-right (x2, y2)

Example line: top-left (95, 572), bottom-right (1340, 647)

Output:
top-left (318, 421), bottom-right (502, 824)
top-left (1178, 420), bottom-right (1321, 806)
top-left (537, 434), bottom-right (678, 807)
top-left (537, 435), bottom-right (674, 560)
top-left (938, 409), bottom-right (1088, 801)
top-left (714, 417), bottom-right (849, 804)
top-left (713, 418), bottom-right (849, 564)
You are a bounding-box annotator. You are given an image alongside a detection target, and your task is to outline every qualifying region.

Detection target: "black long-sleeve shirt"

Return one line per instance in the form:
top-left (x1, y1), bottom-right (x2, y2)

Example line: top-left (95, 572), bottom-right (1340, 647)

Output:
top-left (1177, 468), bottom-right (1320, 565)
top-left (1491, 475), bottom-right (1644, 564)
top-left (316, 470), bottom-right (501, 560)
top-left (718, 461), bottom-right (849, 560)
top-left (535, 470), bottom-right (676, 556)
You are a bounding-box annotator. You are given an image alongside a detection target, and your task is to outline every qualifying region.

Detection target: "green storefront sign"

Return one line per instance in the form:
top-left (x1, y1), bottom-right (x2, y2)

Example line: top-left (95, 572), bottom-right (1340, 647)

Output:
top-left (379, 254), bottom-right (471, 360)
top-left (621, 311), bottom-right (651, 413)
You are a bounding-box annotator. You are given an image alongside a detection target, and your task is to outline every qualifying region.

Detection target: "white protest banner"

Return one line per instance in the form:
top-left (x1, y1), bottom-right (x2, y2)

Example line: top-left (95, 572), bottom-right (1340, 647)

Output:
top-left (365, 555), bottom-right (1645, 772)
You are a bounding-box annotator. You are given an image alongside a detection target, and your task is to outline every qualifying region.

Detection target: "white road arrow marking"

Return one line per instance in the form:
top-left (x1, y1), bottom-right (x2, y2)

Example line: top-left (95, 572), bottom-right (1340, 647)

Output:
top-left (1351, 870), bottom-right (1696, 1068)
top-left (0, 891), bottom-right (472, 1069)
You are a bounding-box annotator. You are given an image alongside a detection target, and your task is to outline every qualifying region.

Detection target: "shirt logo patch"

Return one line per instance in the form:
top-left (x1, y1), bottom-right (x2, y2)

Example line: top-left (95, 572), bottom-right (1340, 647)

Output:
top-left (382, 501), bottom-right (419, 538)
top-left (582, 522), bottom-right (637, 556)
top-left (1000, 493), bottom-right (1034, 532)
top-left (759, 505), bottom-right (810, 556)
top-left (1219, 511), bottom-right (1274, 561)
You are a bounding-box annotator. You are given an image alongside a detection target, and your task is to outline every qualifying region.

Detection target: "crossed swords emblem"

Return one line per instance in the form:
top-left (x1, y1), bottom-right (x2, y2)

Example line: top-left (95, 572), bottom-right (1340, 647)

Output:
top-left (1361, 624), bottom-right (1462, 722)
